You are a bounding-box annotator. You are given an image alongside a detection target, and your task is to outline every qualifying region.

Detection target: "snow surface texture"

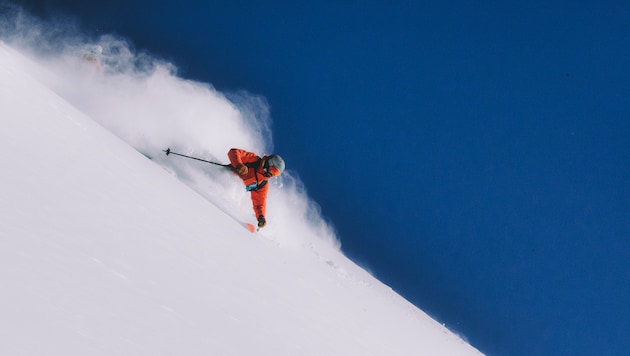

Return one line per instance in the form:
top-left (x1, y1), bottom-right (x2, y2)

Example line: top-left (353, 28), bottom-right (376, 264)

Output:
top-left (0, 34), bottom-right (481, 355)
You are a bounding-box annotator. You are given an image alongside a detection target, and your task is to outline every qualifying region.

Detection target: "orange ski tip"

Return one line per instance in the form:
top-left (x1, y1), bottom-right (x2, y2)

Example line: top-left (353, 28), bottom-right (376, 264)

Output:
top-left (246, 223), bottom-right (256, 233)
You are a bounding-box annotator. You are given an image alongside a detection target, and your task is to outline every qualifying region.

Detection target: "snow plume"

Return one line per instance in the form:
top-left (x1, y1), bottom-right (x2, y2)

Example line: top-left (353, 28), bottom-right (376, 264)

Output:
top-left (0, 4), bottom-right (338, 251)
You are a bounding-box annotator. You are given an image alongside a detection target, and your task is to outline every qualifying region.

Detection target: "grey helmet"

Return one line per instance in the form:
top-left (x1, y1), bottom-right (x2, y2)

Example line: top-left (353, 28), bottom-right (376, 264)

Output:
top-left (265, 154), bottom-right (285, 175)
top-left (90, 45), bottom-right (103, 55)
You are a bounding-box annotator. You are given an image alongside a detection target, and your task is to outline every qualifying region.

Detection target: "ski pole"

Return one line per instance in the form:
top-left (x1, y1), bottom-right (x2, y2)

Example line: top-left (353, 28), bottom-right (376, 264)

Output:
top-left (163, 148), bottom-right (231, 168)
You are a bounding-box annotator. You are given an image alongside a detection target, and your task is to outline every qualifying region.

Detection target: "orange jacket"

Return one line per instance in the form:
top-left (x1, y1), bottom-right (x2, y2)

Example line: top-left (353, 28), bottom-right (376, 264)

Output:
top-left (227, 148), bottom-right (270, 218)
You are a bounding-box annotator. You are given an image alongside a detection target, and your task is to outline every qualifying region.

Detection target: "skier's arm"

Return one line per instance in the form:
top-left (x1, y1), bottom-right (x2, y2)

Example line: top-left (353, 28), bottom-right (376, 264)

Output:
top-left (228, 148), bottom-right (259, 176)
top-left (227, 148), bottom-right (259, 167)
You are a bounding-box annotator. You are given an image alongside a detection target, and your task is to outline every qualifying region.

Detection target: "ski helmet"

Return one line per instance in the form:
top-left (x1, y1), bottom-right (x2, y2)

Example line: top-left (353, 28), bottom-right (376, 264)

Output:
top-left (264, 154), bottom-right (285, 176)
top-left (90, 45), bottom-right (103, 55)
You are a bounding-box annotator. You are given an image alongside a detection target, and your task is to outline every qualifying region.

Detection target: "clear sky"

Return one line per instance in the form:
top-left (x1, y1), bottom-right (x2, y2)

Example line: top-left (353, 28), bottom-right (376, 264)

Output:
top-left (15, 1), bottom-right (630, 355)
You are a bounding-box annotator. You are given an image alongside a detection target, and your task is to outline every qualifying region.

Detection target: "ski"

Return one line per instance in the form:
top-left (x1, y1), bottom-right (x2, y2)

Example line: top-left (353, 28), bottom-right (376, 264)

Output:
top-left (245, 223), bottom-right (256, 233)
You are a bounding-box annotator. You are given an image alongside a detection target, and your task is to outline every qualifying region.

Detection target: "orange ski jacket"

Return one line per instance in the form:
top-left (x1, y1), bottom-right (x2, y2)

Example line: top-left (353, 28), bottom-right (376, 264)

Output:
top-left (227, 148), bottom-right (271, 218)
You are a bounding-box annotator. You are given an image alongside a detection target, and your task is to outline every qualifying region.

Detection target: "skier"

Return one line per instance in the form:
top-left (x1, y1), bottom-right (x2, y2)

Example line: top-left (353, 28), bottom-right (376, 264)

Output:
top-left (227, 148), bottom-right (285, 228)
top-left (83, 45), bottom-right (103, 69)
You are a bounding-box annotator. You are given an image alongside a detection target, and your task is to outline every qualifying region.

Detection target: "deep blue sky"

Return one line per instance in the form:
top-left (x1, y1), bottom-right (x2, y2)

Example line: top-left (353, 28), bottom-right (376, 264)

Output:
top-left (19, 1), bottom-right (630, 355)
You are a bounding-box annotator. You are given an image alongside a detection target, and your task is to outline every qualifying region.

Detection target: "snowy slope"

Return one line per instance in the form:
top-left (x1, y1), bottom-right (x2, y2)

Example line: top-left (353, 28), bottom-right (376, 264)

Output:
top-left (0, 42), bottom-right (482, 355)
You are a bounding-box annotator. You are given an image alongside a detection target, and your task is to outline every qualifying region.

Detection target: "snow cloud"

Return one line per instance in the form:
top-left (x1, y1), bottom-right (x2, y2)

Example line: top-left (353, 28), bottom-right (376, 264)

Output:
top-left (0, 3), bottom-right (339, 252)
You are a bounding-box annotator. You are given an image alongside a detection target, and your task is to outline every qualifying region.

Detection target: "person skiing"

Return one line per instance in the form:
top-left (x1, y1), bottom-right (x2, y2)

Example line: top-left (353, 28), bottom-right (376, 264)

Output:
top-left (82, 45), bottom-right (103, 70)
top-left (227, 148), bottom-right (285, 228)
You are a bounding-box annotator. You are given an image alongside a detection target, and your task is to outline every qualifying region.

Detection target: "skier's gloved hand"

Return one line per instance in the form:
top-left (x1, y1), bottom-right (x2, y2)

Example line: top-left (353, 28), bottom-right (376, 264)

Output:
top-left (257, 215), bottom-right (266, 228)
top-left (235, 164), bottom-right (248, 176)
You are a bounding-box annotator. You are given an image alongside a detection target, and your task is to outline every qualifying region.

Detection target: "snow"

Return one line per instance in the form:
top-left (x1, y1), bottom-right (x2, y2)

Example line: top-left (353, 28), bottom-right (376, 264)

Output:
top-left (0, 40), bottom-right (482, 355)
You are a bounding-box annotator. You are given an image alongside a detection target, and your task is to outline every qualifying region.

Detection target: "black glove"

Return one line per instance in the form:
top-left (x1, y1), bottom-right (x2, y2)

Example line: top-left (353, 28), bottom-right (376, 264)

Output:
top-left (257, 215), bottom-right (266, 228)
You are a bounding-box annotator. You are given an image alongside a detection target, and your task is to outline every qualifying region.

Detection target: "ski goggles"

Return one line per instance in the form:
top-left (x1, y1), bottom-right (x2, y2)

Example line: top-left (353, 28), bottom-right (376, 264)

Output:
top-left (262, 158), bottom-right (281, 177)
